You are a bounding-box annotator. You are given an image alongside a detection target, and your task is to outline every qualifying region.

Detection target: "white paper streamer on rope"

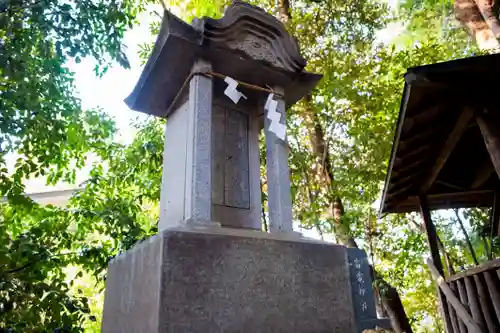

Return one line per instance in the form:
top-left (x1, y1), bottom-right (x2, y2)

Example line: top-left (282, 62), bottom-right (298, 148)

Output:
top-left (265, 93), bottom-right (286, 141)
top-left (223, 76), bottom-right (247, 104)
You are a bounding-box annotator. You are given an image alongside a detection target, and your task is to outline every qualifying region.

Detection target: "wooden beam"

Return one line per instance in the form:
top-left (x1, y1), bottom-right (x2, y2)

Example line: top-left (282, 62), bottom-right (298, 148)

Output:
top-left (470, 161), bottom-right (494, 189)
top-left (476, 109), bottom-right (500, 182)
top-left (385, 189), bottom-right (494, 214)
top-left (435, 180), bottom-right (465, 191)
top-left (447, 261), bottom-right (500, 283)
top-left (420, 108), bottom-right (473, 194)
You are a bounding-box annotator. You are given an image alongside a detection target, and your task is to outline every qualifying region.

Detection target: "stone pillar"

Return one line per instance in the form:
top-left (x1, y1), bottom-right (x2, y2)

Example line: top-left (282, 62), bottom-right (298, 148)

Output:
top-left (159, 60), bottom-right (214, 230)
top-left (264, 87), bottom-right (293, 233)
top-left (185, 60), bottom-right (213, 224)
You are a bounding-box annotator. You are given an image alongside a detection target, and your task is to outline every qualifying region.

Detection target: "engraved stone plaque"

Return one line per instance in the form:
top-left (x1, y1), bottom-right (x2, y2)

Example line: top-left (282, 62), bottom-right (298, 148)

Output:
top-left (211, 105), bottom-right (250, 210)
top-left (347, 248), bottom-right (391, 331)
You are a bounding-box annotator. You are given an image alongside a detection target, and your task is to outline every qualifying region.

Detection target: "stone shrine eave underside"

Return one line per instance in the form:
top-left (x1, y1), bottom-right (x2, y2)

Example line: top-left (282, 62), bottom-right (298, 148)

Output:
top-left (125, 4), bottom-right (322, 119)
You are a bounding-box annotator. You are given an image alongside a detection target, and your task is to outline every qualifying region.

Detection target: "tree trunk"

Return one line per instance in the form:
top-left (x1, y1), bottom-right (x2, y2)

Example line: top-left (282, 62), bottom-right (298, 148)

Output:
top-left (454, 0), bottom-right (500, 51)
top-left (302, 99), bottom-right (413, 333)
top-left (378, 279), bottom-right (415, 333)
top-left (454, 209), bottom-right (479, 265)
top-left (277, 0), bottom-right (291, 24)
top-left (273, 3), bottom-right (414, 330)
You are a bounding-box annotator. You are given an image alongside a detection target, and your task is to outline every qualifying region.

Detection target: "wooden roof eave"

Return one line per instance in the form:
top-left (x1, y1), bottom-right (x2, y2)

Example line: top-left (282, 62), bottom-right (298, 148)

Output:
top-left (378, 82), bottom-right (412, 218)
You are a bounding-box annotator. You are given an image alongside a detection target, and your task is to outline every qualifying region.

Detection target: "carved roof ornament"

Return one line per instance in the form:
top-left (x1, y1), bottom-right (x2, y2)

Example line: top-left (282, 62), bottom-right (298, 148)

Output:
top-left (195, 0), bottom-right (306, 73)
top-left (125, 0), bottom-right (322, 118)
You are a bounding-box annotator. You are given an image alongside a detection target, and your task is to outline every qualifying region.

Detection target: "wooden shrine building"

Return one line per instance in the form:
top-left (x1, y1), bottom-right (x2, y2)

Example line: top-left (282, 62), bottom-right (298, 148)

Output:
top-left (380, 53), bottom-right (500, 333)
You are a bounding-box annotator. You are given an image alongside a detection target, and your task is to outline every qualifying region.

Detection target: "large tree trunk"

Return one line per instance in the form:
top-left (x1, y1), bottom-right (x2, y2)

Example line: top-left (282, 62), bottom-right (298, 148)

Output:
top-left (274, 2), bottom-right (413, 328)
top-left (303, 100), bottom-right (413, 333)
top-left (455, 0), bottom-right (500, 51)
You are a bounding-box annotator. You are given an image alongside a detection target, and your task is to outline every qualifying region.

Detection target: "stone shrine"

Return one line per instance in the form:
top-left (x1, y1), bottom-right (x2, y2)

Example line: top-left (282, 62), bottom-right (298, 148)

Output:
top-left (101, 1), bottom-right (390, 332)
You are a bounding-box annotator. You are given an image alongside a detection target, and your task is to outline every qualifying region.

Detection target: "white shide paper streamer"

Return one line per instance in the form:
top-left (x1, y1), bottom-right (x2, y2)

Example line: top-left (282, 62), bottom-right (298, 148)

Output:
top-left (265, 93), bottom-right (286, 141)
top-left (223, 76), bottom-right (247, 104)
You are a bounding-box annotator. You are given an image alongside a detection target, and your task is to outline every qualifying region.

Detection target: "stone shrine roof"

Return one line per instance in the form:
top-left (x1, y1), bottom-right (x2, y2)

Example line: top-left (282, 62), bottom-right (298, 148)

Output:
top-left (125, 1), bottom-right (322, 118)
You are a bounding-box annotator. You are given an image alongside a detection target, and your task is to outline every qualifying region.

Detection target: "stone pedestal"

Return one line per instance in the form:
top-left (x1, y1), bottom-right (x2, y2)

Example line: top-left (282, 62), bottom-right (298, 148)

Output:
top-left (101, 226), bottom-right (388, 333)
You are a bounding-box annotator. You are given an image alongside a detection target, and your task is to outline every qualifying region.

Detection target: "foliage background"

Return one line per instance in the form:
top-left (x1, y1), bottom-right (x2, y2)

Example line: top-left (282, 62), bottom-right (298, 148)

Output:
top-left (0, 0), bottom-right (496, 332)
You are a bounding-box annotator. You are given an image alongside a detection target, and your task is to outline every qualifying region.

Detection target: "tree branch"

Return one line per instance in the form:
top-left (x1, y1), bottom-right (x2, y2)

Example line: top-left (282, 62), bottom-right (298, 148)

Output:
top-left (1, 251), bottom-right (81, 275)
top-left (1, 0), bottom-right (47, 14)
top-left (158, 0), bottom-right (167, 11)
top-left (454, 209), bottom-right (479, 265)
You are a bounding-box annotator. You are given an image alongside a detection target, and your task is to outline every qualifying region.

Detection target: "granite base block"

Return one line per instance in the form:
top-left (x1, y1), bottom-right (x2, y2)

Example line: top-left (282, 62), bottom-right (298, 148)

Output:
top-left (102, 228), bottom-right (360, 333)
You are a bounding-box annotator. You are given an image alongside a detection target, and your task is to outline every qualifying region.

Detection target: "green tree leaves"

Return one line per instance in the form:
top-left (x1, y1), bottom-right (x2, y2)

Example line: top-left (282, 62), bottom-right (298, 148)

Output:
top-left (0, 0), bottom-right (146, 330)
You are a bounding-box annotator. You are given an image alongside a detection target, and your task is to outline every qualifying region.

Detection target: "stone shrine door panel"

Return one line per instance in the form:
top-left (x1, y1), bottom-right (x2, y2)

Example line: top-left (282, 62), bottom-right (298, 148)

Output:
top-left (211, 103), bottom-right (261, 229)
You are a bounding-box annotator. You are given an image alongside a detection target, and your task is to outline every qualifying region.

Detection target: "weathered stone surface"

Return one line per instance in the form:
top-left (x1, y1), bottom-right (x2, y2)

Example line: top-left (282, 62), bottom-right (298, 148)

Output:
top-left (210, 97), bottom-right (261, 230)
top-left (102, 228), bottom-right (357, 333)
top-left (211, 104), bottom-right (226, 206)
top-left (224, 108), bottom-right (250, 209)
top-left (102, 236), bottom-right (163, 333)
top-left (184, 60), bottom-right (213, 223)
top-left (200, 0), bottom-right (306, 73)
top-left (158, 60), bottom-right (214, 230)
top-left (211, 105), bottom-right (250, 210)
top-left (159, 101), bottom-right (189, 230)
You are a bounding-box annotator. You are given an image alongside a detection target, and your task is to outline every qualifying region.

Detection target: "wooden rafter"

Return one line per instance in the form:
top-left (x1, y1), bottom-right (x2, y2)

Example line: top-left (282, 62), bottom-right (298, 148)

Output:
top-left (398, 127), bottom-right (436, 152)
top-left (402, 106), bottom-right (441, 134)
top-left (391, 159), bottom-right (426, 178)
top-left (435, 180), bottom-right (465, 191)
top-left (419, 108), bottom-right (473, 194)
top-left (470, 160), bottom-right (494, 189)
top-left (394, 144), bottom-right (432, 168)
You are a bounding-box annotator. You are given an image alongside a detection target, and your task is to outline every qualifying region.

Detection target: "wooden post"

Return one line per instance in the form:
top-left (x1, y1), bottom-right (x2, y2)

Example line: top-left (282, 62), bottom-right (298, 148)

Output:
top-left (465, 276), bottom-right (487, 331)
top-left (420, 195), bottom-right (444, 274)
top-left (491, 187), bottom-right (500, 241)
top-left (476, 108), bottom-right (500, 239)
top-left (450, 281), bottom-right (468, 333)
top-left (483, 270), bottom-right (500, 320)
top-left (420, 195), bottom-right (454, 333)
top-left (476, 109), bottom-right (500, 180)
top-left (474, 274), bottom-right (500, 332)
top-left (426, 258), bottom-right (486, 333)
top-left (456, 279), bottom-right (470, 333)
